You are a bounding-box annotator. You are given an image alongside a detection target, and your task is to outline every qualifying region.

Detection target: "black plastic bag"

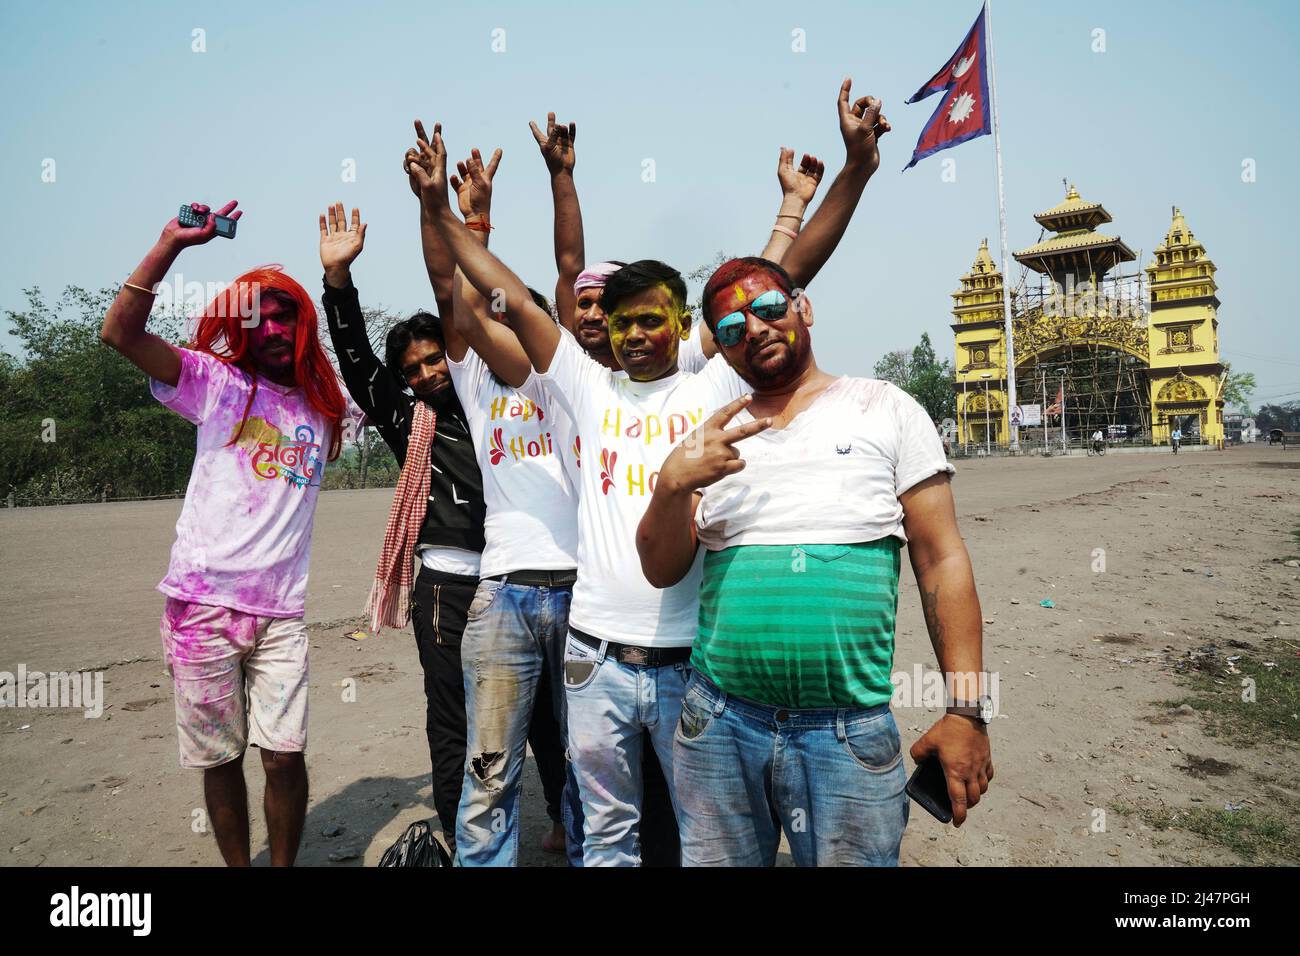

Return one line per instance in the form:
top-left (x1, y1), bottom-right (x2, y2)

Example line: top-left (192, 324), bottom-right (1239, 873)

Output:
top-left (377, 819), bottom-right (453, 867)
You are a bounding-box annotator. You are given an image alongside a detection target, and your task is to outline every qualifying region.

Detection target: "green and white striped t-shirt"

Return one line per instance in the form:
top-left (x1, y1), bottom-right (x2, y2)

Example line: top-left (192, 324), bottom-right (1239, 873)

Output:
top-left (692, 377), bottom-right (953, 708)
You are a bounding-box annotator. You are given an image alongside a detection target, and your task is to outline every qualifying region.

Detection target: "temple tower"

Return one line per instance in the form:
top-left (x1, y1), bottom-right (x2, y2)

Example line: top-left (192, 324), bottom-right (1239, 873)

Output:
top-left (1144, 208), bottom-right (1225, 444)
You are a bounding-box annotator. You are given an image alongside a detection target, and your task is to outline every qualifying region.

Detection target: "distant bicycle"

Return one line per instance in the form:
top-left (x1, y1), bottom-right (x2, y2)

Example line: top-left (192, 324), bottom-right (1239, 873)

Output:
top-left (1087, 440), bottom-right (1106, 457)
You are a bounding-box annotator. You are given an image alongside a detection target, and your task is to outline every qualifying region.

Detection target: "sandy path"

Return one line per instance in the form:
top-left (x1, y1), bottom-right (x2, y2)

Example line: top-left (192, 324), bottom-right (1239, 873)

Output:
top-left (1, 444), bottom-right (1296, 866)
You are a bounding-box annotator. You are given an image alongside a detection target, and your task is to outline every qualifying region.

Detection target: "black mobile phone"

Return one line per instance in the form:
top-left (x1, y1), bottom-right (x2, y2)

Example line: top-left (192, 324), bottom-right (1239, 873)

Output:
top-left (213, 214), bottom-right (237, 239)
top-left (905, 754), bottom-right (953, 823)
top-left (177, 203), bottom-right (207, 228)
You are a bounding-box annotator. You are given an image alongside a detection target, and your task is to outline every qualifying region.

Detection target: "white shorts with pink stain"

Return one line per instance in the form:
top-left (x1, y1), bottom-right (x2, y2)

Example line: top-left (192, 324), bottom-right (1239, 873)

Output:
top-left (159, 598), bottom-right (309, 769)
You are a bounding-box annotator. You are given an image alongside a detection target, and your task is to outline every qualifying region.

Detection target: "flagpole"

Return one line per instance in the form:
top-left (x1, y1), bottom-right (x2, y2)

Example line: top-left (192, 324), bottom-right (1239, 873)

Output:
top-left (985, 0), bottom-right (1018, 451)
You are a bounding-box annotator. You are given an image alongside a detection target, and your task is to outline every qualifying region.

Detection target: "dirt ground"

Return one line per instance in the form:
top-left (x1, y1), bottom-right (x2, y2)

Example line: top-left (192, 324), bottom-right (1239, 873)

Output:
top-left (1, 443), bottom-right (1297, 867)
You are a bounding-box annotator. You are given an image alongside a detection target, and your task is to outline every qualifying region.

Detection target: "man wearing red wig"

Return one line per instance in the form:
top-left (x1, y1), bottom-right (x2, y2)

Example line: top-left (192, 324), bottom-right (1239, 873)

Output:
top-left (101, 201), bottom-right (357, 866)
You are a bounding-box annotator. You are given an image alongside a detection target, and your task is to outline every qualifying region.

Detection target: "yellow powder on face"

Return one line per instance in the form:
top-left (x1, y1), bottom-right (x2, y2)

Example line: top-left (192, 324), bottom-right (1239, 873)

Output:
top-left (734, 283), bottom-right (747, 304)
top-left (787, 331), bottom-right (796, 344)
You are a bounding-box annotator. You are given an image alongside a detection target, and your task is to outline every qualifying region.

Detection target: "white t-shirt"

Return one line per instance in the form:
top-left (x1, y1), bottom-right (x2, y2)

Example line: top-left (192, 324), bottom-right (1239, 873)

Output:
top-left (678, 323), bottom-right (709, 374)
top-left (446, 346), bottom-right (579, 578)
top-left (695, 377), bottom-right (955, 551)
top-left (539, 331), bottom-right (748, 647)
top-left (150, 348), bottom-right (362, 617)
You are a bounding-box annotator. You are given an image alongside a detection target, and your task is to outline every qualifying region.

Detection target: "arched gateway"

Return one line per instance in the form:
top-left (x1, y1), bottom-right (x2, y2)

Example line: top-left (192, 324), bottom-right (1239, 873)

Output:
top-left (951, 186), bottom-right (1225, 450)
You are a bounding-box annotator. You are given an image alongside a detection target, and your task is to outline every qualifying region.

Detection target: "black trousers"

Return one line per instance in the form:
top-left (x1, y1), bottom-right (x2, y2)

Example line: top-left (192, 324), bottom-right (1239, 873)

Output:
top-left (411, 566), bottom-right (570, 841)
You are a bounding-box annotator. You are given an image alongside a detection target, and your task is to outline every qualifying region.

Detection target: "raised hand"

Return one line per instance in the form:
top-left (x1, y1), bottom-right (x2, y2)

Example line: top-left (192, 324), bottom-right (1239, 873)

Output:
top-left (403, 120), bottom-right (439, 198)
top-left (162, 200), bottom-right (241, 250)
top-left (837, 78), bottom-right (892, 175)
top-left (659, 395), bottom-right (771, 495)
top-left (407, 123), bottom-right (451, 212)
top-left (450, 146), bottom-right (502, 220)
top-left (777, 148), bottom-right (825, 206)
top-left (529, 112), bottom-right (577, 176)
top-left (319, 203), bottom-right (367, 285)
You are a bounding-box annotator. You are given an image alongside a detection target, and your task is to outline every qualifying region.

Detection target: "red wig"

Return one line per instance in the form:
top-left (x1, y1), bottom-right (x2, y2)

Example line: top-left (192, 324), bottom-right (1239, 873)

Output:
top-left (188, 265), bottom-right (345, 461)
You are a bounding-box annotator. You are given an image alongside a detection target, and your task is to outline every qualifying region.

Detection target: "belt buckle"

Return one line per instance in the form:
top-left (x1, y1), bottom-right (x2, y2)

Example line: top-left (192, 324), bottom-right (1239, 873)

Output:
top-left (620, 645), bottom-right (649, 665)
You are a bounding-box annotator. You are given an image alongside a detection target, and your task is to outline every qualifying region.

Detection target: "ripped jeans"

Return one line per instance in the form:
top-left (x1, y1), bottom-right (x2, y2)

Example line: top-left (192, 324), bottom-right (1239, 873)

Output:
top-left (456, 578), bottom-right (582, 866)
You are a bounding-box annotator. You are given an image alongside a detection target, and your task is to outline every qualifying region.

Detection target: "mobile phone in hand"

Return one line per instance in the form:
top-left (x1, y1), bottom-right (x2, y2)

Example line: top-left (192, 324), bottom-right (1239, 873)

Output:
top-left (177, 203), bottom-right (237, 239)
top-left (906, 754), bottom-right (954, 823)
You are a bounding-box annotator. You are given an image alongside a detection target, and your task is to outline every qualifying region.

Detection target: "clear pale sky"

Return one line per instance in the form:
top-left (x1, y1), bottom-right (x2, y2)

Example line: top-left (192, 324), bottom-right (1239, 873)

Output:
top-left (2, 0), bottom-right (1297, 406)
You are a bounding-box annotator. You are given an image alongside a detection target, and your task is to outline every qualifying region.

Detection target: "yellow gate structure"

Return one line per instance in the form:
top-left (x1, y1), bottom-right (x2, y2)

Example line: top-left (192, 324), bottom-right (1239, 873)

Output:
top-left (952, 185), bottom-right (1224, 450)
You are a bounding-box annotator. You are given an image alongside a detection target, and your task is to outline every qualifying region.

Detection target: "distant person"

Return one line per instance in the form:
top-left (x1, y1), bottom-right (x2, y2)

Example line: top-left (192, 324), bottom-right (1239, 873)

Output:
top-left (1091, 429), bottom-right (1104, 454)
top-left (1171, 427), bottom-right (1182, 454)
top-left (100, 201), bottom-right (359, 866)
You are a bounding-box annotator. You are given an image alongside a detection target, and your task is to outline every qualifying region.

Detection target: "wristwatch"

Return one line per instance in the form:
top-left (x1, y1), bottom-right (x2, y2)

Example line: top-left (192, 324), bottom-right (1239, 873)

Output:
top-left (947, 695), bottom-right (995, 724)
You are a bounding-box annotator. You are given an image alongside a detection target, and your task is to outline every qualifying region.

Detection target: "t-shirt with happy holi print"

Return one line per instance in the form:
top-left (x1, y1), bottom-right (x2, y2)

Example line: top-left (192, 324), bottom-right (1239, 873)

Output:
top-left (150, 347), bottom-right (362, 618)
top-left (445, 345), bottom-right (578, 579)
top-left (537, 330), bottom-right (748, 648)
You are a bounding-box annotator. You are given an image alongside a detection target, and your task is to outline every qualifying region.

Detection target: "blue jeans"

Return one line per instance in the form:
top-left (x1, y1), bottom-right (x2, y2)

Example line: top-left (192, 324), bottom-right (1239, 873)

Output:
top-left (563, 633), bottom-right (690, 866)
top-left (456, 579), bottom-right (584, 867)
top-left (673, 673), bottom-right (909, 866)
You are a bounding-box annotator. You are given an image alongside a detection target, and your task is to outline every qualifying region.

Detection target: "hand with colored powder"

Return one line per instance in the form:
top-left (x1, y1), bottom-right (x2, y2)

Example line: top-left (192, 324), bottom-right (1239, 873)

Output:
top-left (162, 201), bottom-right (241, 251)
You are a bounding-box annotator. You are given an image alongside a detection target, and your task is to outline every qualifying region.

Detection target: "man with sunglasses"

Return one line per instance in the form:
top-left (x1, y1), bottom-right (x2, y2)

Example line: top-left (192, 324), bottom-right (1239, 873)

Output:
top-left (636, 256), bottom-right (994, 866)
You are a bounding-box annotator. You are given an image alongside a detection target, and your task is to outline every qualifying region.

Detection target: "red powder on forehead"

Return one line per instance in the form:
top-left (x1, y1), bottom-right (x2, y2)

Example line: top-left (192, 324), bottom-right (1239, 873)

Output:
top-left (701, 258), bottom-right (793, 329)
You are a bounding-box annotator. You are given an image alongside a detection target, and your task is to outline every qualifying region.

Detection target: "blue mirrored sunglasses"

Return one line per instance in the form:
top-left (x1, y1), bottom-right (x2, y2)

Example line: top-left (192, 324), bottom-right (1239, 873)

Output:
top-left (714, 289), bottom-right (791, 347)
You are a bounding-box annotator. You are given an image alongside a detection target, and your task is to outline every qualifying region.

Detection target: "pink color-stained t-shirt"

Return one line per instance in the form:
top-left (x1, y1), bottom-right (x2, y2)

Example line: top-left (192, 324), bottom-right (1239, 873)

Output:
top-left (150, 347), bottom-right (360, 617)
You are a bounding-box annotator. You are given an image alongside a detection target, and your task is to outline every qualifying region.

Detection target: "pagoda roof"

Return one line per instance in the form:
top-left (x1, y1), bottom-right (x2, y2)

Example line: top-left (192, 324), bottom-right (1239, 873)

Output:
top-left (1015, 229), bottom-right (1136, 262)
top-left (1033, 183), bottom-right (1113, 232)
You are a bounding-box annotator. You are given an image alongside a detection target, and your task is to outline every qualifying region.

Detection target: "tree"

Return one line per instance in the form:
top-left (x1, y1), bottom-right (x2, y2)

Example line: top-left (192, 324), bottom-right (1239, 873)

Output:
top-left (873, 350), bottom-right (911, 388)
top-left (1255, 402), bottom-right (1300, 433)
top-left (1220, 368), bottom-right (1257, 414)
top-left (874, 332), bottom-right (955, 423)
top-left (1, 286), bottom-right (195, 500)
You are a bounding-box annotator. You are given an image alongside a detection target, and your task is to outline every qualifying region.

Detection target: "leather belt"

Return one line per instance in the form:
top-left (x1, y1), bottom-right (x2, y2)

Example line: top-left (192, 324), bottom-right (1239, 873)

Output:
top-left (484, 569), bottom-right (577, 587)
top-left (569, 628), bottom-right (692, 667)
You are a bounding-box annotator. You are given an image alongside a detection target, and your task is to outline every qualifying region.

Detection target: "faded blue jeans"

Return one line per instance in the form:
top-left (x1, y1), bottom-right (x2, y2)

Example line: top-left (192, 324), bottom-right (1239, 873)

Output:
top-left (673, 673), bottom-right (909, 866)
top-left (456, 578), bottom-right (583, 867)
top-left (563, 633), bottom-right (691, 866)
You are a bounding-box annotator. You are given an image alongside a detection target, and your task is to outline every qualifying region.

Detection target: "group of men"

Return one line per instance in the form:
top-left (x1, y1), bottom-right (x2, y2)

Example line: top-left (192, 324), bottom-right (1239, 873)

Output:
top-left (100, 78), bottom-right (994, 868)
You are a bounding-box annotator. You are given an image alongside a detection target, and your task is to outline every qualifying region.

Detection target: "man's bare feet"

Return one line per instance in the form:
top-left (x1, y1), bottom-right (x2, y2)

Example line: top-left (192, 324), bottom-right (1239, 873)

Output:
top-left (541, 821), bottom-right (565, 854)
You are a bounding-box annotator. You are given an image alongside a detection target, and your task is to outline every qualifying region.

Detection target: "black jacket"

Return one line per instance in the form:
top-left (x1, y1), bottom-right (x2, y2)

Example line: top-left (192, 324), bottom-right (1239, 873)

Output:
top-left (322, 278), bottom-right (486, 554)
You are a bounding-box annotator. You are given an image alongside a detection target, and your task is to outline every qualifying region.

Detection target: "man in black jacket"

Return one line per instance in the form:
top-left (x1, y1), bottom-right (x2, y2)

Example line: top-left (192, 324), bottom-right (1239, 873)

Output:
top-left (319, 200), bottom-right (569, 855)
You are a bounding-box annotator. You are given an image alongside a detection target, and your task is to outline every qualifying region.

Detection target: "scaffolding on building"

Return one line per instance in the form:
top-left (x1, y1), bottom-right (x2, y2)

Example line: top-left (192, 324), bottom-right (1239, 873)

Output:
top-left (1005, 259), bottom-right (1154, 448)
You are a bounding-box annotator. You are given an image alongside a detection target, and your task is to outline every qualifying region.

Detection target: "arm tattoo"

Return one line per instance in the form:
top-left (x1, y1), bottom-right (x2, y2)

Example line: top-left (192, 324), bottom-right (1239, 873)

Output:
top-left (921, 581), bottom-right (947, 662)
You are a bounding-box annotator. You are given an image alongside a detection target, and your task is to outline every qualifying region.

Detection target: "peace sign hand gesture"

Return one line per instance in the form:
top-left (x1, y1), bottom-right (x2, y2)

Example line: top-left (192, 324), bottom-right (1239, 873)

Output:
top-left (659, 395), bottom-right (772, 495)
top-left (450, 147), bottom-right (502, 220)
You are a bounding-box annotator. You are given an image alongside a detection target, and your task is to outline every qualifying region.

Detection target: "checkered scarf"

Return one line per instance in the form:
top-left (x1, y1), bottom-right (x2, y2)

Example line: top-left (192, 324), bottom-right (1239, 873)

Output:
top-left (365, 400), bottom-right (436, 633)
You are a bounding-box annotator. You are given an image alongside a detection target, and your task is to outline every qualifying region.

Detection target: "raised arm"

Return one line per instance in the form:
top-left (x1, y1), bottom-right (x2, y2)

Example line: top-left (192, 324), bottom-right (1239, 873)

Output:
top-left (100, 200), bottom-right (242, 386)
top-left (412, 127), bottom-right (561, 374)
top-left (440, 144), bottom-right (532, 385)
top-left (779, 78), bottom-right (891, 290)
top-left (760, 147), bottom-right (824, 263)
top-left (899, 472), bottom-right (993, 828)
top-left (406, 122), bottom-right (457, 321)
top-left (530, 113), bottom-right (584, 334)
top-left (319, 204), bottom-right (411, 452)
top-left (673, 148), bottom-right (826, 363)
